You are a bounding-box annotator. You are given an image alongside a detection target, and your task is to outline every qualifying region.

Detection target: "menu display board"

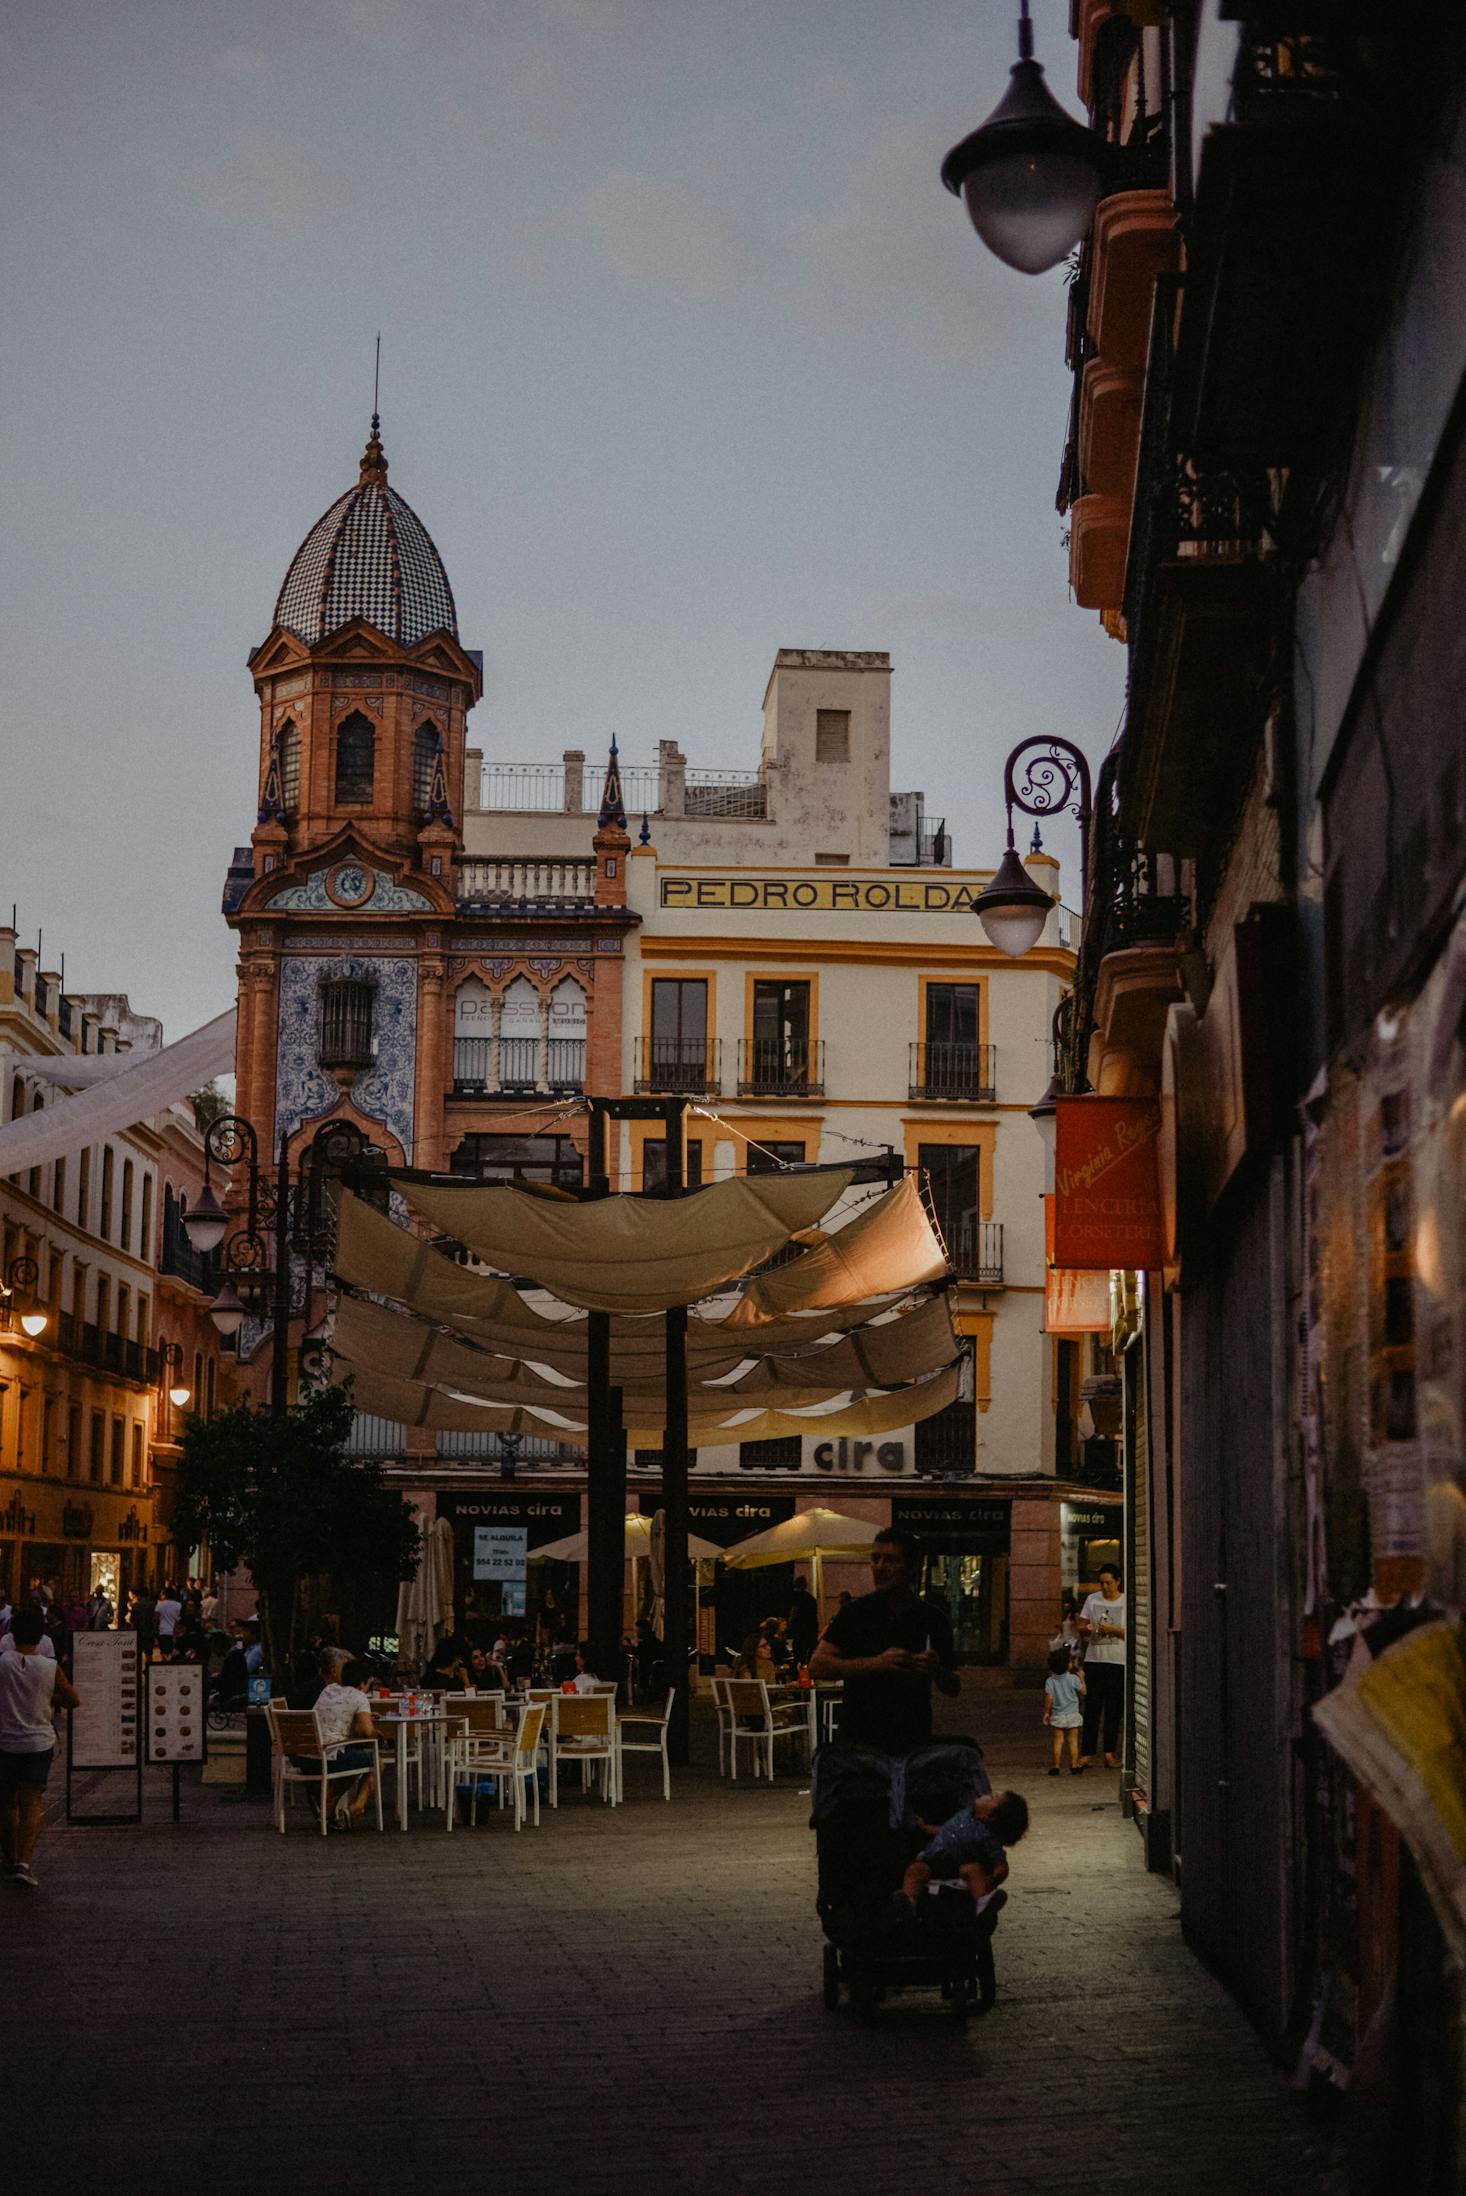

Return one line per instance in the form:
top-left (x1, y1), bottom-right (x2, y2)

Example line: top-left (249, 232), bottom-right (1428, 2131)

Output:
top-left (147, 1665), bottom-right (205, 1763)
top-left (71, 1631), bottom-right (140, 1769)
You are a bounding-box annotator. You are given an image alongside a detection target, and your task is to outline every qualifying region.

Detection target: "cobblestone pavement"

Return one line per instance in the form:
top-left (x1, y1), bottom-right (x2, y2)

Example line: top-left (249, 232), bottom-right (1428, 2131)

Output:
top-left (11, 1690), bottom-right (1333, 2196)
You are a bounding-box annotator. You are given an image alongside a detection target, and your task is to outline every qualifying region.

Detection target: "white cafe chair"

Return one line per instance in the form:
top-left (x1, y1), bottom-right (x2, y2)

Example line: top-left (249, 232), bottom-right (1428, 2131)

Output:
top-left (617, 1690), bottom-right (674, 1801)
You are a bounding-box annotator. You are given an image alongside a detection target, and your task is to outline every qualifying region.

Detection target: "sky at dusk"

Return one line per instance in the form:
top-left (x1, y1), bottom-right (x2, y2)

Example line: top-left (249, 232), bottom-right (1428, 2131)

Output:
top-left (2, 0), bottom-right (1123, 1038)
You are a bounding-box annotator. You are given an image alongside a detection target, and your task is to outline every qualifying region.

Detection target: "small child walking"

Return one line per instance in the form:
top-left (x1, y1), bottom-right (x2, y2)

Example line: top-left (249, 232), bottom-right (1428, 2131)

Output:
top-left (1043, 1646), bottom-right (1085, 1774)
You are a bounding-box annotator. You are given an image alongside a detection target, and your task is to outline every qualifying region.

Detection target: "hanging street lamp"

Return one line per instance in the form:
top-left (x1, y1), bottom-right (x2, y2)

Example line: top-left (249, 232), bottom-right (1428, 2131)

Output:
top-left (976, 735), bottom-right (1093, 958)
top-left (1, 1255), bottom-right (49, 1338)
top-left (941, 1), bottom-right (1112, 275)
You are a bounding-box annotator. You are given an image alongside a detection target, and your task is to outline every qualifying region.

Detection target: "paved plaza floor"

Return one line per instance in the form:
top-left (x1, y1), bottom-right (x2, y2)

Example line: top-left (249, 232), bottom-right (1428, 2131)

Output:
top-left (10, 1689), bottom-right (1333, 2195)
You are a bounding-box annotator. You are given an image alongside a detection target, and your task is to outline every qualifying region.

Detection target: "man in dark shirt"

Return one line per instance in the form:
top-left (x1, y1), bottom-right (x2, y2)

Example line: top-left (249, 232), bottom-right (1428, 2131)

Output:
top-left (809, 1527), bottom-right (960, 1754)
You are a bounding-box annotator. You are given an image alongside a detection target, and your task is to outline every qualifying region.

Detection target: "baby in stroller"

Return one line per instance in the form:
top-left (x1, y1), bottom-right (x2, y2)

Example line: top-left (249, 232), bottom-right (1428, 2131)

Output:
top-left (894, 1788), bottom-right (1030, 1921)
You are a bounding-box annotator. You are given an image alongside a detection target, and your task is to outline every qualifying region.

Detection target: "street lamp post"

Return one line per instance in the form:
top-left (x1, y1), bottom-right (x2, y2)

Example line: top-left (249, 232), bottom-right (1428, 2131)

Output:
top-left (159, 1342), bottom-right (192, 1436)
top-left (182, 1115), bottom-right (373, 1420)
top-left (976, 736), bottom-right (1093, 959)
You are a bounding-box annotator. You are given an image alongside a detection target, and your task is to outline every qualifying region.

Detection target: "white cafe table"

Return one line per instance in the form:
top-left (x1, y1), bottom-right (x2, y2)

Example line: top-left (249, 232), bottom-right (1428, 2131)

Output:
top-left (375, 1708), bottom-right (454, 1831)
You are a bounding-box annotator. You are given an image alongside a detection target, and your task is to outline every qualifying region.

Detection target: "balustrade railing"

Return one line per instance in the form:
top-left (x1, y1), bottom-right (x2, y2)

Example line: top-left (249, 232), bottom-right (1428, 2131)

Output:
top-left (736, 1037), bottom-right (823, 1097)
top-left (457, 857), bottom-right (598, 904)
top-left (908, 1042), bottom-right (997, 1104)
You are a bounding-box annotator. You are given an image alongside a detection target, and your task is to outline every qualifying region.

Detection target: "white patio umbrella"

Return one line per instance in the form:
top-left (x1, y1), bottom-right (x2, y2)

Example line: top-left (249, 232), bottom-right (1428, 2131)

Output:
top-left (394, 1513), bottom-right (454, 1672)
top-left (719, 1505), bottom-right (880, 1612)
top-left (530, 1513), bottom-right (723, 1564)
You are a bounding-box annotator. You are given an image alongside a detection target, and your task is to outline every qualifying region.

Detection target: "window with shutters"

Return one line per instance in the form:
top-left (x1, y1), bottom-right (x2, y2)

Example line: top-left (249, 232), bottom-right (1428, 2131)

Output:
top-left (412, 723), bottom-right (439, 816)
top-left (319, 980), bottom-right (375, 1070)
top-left (278, 720), bottom-right (300, 813)
top-left (815, 710), bottom-right (850, 762)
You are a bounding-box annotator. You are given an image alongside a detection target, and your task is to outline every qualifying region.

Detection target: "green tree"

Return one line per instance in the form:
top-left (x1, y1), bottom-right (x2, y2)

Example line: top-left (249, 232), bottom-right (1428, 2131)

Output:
top-left (173, 1384), bottom-right (419, 1676)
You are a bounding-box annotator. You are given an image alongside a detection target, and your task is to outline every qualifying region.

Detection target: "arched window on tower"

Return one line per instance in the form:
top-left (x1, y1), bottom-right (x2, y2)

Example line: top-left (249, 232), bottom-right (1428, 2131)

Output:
top-left (335, 712), bottom-right (375, 805)
top-left (412, 723), bottom-right (439, 817)
top-left (499, 977), bottom-right (540, 1090)
top-left (548, 977), bottom-right (587, 1090)
top-left (278, 720), bottom-right (300, 814)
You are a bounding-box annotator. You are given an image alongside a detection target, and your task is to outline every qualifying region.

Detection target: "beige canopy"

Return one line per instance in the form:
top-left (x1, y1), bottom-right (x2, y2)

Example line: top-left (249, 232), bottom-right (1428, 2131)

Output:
top-left (721, 1506), bottom-right (882, 1568)
top-left (328, 1288), bottom-right (958, 1412)
top-left (531, 1513), bottom-right (724, 1565)
top-left (337, 1356), bottom-right (963, 1448)
top-left (392, 1168), bottom-right (855, 1312)
top-left (728, 1175), bottom-right (948, 1325)
top-left (334, 1188), bottom-right (943, 1374)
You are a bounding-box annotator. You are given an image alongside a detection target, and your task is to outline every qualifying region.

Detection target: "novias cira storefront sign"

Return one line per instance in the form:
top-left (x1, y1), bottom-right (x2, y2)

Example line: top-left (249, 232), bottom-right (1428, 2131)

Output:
top-left (1053, 1097), bottom-right (1165, 1272)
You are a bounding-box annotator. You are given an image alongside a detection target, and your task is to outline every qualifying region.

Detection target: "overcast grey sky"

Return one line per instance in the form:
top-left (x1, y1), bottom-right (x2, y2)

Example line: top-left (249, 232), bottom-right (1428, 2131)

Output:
top-left (2, 0), bottom-right (1122, 1038)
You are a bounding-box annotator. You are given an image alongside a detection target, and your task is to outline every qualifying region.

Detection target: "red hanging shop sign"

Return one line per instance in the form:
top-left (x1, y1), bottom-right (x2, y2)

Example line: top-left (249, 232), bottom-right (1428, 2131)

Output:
top-left (1053, 1097), bottom-right (1165, 1272)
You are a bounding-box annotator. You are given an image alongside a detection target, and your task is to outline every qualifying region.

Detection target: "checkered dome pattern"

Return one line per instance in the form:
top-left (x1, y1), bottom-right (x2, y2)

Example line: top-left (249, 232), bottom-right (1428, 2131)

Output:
top-left (274, 479), bottom-right (458, 646)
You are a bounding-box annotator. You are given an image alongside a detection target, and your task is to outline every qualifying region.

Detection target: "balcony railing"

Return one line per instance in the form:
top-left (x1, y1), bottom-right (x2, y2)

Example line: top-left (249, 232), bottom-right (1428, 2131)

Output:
top-left (159, 1209), bottom-right (218, 1296)
top-left (457, 857), bottom-right (597, 905)
top-left (736, 1037), bottom-right (824, 1098)
top-left (634, 1037), bottom-right (721, 1096)
top-left (452, 1036), bottom-right (585, 1096)
top-left (54, 1314), bottom-right (160, 1389)
top-left (479, 762), bottom-right (661, 814)
top-left (433, 1432), bottom-right (587, 1467)
top-left (682, 771), bottom-right (767, 820)
top-left (908, 1042), bottom-right (997, 1104)
top-left (943, 1218), bottom-right (1004, 1286)
top-left (913, 1405), bottom-right (978, 1477)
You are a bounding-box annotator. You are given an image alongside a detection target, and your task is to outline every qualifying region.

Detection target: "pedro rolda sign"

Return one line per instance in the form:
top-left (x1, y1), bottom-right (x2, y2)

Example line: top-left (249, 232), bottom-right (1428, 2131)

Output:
top-left (1053, 1097), bottom-right (1165, 1272)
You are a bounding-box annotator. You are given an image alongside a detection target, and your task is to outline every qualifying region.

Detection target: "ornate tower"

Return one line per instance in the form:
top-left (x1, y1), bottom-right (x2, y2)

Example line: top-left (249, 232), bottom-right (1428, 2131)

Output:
top-left (224, 419), bottom-right (481, 1175)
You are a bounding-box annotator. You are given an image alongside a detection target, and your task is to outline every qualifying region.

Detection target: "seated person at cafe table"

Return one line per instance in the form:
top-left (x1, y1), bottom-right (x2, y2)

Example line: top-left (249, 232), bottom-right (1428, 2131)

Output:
top-left (808, 1527), bottom-right (959, 1755)
top-left (422, 1633), bottom-right (471, 1692)
top-left (301, 1647), bottom-right (379, 1831)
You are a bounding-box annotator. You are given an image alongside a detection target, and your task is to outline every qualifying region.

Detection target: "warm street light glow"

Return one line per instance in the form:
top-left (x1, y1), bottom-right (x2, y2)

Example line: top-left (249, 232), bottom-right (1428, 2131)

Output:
top-left (941, 4), bottom-right (1110, 275)
top-left (19, 1306), bottom-right (49, 1337)
top-left (169, 1383), bottom-right (192, 1409)
top-left (182, 1182), bottom-right (228, 1254)
top-left (976, 843), bottom-right (1055, 957)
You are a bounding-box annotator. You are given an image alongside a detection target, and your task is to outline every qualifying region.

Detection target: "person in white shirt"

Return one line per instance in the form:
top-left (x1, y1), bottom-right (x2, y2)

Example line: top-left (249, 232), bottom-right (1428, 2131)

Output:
top-left (0, 1606), bottom-right (81, 1887)
top-left (0, 1629), bottom-right (55, 1660)
top-left (309, 1648), bottom-right (379, 1829)
top-left (155, 1587), bottom-right (183, 1643)
top-left (568, 1641), bottom-right (603, 1695)
top-left (1077, 1564), bottom-right (1126, 1770)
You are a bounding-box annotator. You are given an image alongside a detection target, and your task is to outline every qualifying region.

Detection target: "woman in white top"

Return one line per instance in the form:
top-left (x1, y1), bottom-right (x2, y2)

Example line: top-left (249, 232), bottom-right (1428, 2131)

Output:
top-left (309, 1647), bottom-right (379, 1830)
top-left (1077, 1564), bottom-right (1126, 1770)
top-left (0, 1605), bottom-right (81, 1888)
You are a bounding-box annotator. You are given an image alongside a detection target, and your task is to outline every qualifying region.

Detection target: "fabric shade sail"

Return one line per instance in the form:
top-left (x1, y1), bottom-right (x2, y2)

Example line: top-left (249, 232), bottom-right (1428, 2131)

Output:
top-left (531, 1513), bottom-right (724, 1565)
top-left (721, 1506), bottom-right (881, 1567)
top-left (335, 1356), bottom-right (962, 1448)
top-left (726, 1175), bottom-right (949, 1325)
top-left (0, 1007), bottom-right (237, 1175)
top-left (327, 1288), bottom-right (958, 1413)
top-left (391, 1167), bottom-right (855, 1312)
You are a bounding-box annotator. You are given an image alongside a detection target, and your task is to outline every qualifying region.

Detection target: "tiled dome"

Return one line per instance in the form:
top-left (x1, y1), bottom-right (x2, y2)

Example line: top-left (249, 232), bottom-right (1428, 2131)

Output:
top-left (273, 422), bottom-right (458, 647)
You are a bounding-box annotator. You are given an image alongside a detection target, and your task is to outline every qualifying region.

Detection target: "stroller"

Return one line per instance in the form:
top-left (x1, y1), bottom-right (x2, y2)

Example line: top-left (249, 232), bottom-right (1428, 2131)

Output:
top-left (812, 1739), bottom-right (1000, 2024)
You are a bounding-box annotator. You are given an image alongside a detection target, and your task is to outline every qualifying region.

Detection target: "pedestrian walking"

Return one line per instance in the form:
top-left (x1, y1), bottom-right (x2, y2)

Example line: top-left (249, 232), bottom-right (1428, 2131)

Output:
top-left (86, 1584), bottom-right (114, 1631)
top-left (0, 1605), bottom-right (81, 1889)
top-left (155, 1582), bottom-right (183, 1651)
top-left (1077, 1563), bottom-right (1125, 1769)
top-left (1043, 1646), bottom-right (1085, 1774)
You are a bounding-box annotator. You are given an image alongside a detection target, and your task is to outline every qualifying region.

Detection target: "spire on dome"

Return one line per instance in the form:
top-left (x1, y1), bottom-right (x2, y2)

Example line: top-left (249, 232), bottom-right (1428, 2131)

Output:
top-left (597, 736), bottom-right (627, 830)
top-left (359, 412), bottom-right (388, 484)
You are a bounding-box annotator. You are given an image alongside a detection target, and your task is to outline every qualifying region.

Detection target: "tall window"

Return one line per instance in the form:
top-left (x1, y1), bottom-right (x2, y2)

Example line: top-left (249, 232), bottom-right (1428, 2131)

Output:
top-left (67, 1403), bottom-right (80, 1482)
top-left (649, 979), bottom-right (708, 1090)
top-left (28, 1093), bottom-right (42, 1198)
top-left (915, 1342), bottom-right (977, 1476)
top-left (121, 1159), bottom-right (134, 1251)
top-left (921, 984), bottom-right (985, 1099)
top-left (138, 1175), bottom-right (153, 1262)
top-left (547, 977), bottom-right (587, 1090)
top-left (499, 977), bottom-right (541, 1090)
top-left (89, 1410), bottom-right (105, 1485)
top-left (919, 1142), bottom-right (980, 1279)
top-left (100, 1145), bottom-right (114, 1239)
top-left (748, 980), bottom-right (812, 1093)
top-left (110, 1415), bottom-right (125, 1486)
top-left (52, 1154), bottom-right (65, 1216)
top-left (642, 1138), bottom-right (705, 1192)
top-left (131, 1422), bottom-right (144, 1489)
top-left (206, 1356), bottom-right (216, 1417)
top-left (334, 711), bottom-right (375, 804)
top-left (277, 719), bottom-right (300, 813)
top-left (95, 1275), bottom-right (110, 1335)
top-left (450, 1134), bottom-right (583, 1190)
top-left (412, 722), bottom-right (439, 815)
top-left (77, 1147), bottom-right (90, 1230)
top-left (40, 1394), bottom-right (54, 1476)
top-left (319, 979), bottom-right (375, 1070)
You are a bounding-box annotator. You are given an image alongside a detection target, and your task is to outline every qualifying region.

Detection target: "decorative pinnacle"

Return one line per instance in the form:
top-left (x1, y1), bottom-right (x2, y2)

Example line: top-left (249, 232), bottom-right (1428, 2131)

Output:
top-left (359, 412), bottom-right (388, 482)
top-left (1030, 822), bottom-right (1043, 854)
top-left (598, 735), bottom-right (627, 831)
top-left (639, 811), bottom-right (651, 846)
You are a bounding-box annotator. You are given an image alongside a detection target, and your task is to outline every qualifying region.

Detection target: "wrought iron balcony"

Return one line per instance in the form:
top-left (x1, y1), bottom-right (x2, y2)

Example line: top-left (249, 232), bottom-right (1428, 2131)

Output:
top-left (913, 1406), bottom-right (978, 1477)
top-left (633, 1037), bottom-right (721, 1096)
top-left (54, 1314), bottom-right (160, 1390)
top-left (946, 1218), bottom-right (1004, 1286)
top-left (451, 1036), bottom-right (585, 1097)
top-left (736, 1037), bottom-right (824, 1098)
top-left (158, 1208), bottom-right (218, 1296)
top-left (908, 1042), bottom-right (996, 1105)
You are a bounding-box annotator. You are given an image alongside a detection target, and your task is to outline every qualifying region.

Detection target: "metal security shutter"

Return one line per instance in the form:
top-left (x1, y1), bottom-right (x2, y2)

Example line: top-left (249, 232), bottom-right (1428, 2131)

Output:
top-left (1129, 1347), bottom-right (1151, 1802)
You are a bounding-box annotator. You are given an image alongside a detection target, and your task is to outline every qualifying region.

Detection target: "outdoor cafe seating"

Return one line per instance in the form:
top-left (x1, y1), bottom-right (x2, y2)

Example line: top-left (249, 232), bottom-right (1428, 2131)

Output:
top-left (267, 1702), bottom-right (385, 1835)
